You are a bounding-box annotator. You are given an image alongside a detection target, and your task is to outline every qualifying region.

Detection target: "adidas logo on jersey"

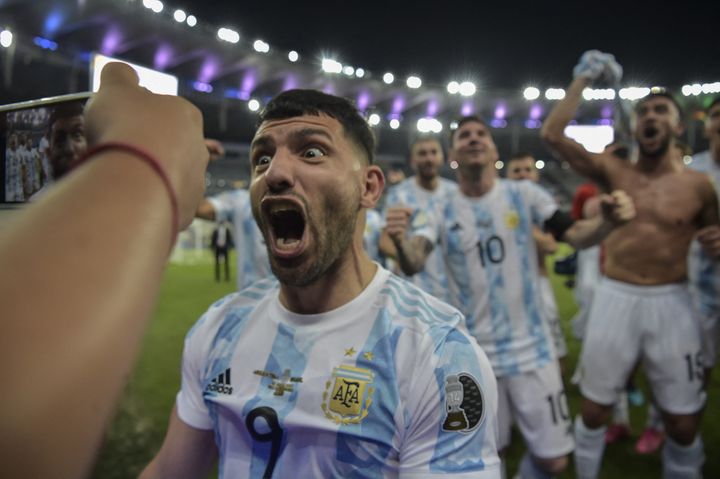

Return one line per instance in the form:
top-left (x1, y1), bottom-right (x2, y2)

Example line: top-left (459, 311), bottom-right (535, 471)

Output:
top-left (205, 368), bottom-right (233, 394)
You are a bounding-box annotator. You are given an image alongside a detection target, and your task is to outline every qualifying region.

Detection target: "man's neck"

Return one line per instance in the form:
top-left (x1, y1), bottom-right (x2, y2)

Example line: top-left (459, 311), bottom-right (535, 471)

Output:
top-left (415, 175), bottom-right (439, 192)
top-left (457, 165), bottom-right (496, 197)
top-left (278, 240), bottom-right (377, 315)
top-left (636, 150), bottom-right (680, 174)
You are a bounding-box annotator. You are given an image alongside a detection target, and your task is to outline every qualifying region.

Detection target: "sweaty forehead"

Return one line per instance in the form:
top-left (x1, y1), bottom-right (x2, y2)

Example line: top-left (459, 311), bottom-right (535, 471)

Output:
top-left (254, 114), bottom-right (343, 141)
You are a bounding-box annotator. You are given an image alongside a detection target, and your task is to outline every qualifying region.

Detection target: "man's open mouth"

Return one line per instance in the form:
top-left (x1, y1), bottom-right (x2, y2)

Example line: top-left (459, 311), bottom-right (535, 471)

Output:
top-left (262, 199), bottom-right (307, 257)
top-left (642, 125), bottom-right (659, 139)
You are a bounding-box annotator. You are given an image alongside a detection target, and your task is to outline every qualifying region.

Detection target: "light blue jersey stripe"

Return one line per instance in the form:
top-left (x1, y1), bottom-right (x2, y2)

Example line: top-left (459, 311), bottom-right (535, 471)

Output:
top-left (507, 187), bottom-right (552, 367)
top-left (442, 201), bottom-right (475, 322)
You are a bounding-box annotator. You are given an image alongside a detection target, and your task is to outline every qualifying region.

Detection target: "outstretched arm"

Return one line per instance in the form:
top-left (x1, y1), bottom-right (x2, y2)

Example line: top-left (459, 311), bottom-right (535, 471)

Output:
top-left (0, 63), bottom-right (208, 478)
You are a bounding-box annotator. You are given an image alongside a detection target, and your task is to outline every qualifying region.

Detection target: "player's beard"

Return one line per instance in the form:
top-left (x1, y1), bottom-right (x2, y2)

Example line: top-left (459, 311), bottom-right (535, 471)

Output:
top-left (265, 188), bottom-right (359, 288)
top-left (637, 130), bottom-right (671, 158)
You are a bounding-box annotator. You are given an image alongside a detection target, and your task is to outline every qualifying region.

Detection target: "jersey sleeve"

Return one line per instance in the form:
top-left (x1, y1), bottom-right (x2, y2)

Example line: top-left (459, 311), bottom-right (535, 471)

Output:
top-left (175, 312), bottom-right (217, 430)
top-left (399, 326), bottom-right (500, 478)
top-left (523, 181), bottom-right (559, 226)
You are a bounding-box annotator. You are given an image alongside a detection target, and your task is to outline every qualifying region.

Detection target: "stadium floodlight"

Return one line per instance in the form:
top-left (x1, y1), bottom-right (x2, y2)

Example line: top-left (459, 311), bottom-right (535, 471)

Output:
top-left (459, 81), bottom-right (476, 97)
top-left (447, 81), bottom-right (460, 94)
top-left (173, 9), bottom-right (186, 22)
top-left (368, 113), bottom-right (381, 126)
top-left (355, 68), bottom-right (365, 78)
top-left (545, 88), bottom-right (566, 100)
top-left (523, 87), bottom-right (540, 100)
top-left (383, 72), bottom-right (394, 84)
top-left (618, 87), bottom-right (650, 100)
top-left (389, 118), bottom-right (400, 129)
top-left (703, 82), bottom-right (720, 94)
top-left (406, 76), bottom-right (422, 89)
top-left (535, 160), bottom-right (545, 170)
top-left (253, 39), bottom-right (269, 53)
top-left (321, 58), bottom-right (342, 74)
top-left (343, 65), bottom-right (355, 76)
top-left (217, 27), bottom-right (240, 44)
top-left (143, 0), bottom-right (164, 13)
top-left (248, 99), bottom-right (260, 112)
top-left (186, 15), bottom-right (197, 27)
top-left (0, 29), bottom-right (12, 48)
top-left (288, 50), bottom-right (299, 62)
top-left (417, 117), bottom-right (442, 133)
top-left (495, 160), bottom-right (504, 170)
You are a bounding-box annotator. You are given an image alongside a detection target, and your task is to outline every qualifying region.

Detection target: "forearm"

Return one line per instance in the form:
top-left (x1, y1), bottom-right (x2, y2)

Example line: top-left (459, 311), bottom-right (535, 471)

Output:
top-left (0, 152), bottom-right (176, 478)
top-left (561, 215), bottom-right (616, 249)
top-left (541, 77), bottom-right (589, 143)
top-left (393, 235), bottom-right (431, 275)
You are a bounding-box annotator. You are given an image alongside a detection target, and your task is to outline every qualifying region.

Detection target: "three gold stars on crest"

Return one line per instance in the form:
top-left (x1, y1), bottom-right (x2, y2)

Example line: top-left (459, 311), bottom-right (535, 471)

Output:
top-left (345, 347), bottom-right (373, 361)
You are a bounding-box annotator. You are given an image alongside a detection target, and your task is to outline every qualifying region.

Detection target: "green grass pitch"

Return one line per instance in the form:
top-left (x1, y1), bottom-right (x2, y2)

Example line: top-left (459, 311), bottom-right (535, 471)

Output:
top-left (92, 248), bottom-right (720, 478)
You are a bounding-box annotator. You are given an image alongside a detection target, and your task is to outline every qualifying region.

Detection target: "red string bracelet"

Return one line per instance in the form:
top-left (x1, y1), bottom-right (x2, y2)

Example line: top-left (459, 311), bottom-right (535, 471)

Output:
top-left (71, 142), bottom-right (180, 250)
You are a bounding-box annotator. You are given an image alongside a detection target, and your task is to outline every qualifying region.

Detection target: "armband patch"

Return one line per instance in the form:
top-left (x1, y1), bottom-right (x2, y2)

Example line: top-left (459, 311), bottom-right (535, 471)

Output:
top-left (441, 373), bottom-right (485, 433)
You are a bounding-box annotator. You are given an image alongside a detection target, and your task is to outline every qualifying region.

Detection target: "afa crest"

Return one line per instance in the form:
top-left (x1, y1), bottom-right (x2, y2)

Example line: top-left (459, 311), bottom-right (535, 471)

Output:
top-left (504, 210), bottom-right (520, 229)
top-left (321, 365), bottom-right (374, 425)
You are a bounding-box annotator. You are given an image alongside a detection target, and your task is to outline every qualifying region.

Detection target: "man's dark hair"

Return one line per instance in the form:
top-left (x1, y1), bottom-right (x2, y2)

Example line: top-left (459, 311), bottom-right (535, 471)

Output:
top-left (48, 101), bottom-right (85, 131)
top-left (449, 115), bottom-right (489, 145)
top-left (408, 134), bottom-right (443, 153)
top-left (509, 151), bottom-right (535, 162)
top-left (258, 89), bottom-right (375, 164)
top-left (635, 91), bottom-right (683, 118)
top-left (707, 96), bottom-right (720, 113)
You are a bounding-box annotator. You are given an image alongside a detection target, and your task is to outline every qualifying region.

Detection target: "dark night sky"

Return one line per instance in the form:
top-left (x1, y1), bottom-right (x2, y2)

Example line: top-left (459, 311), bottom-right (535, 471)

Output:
top-left (183, 0), bottom-right (719, 91)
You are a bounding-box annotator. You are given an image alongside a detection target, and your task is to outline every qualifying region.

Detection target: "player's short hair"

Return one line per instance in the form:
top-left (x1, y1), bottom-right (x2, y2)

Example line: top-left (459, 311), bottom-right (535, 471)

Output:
top-left (508, 151), bottom-right (535, 163)
top-left (48, 101), bottom-right (84, 131)
top-left (449, 115), bottom-right (489, 146)
top-left (258, 89), bottom-right (375, 164)
top-left (635, 91), bottom-right (683, 118)
top-left (408, 134), bottom-right (443, 153)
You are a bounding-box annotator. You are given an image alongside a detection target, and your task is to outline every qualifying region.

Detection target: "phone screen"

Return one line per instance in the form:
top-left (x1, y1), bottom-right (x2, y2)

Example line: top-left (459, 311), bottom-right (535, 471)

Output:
top-left (0, 92), bottom-right (92, 205)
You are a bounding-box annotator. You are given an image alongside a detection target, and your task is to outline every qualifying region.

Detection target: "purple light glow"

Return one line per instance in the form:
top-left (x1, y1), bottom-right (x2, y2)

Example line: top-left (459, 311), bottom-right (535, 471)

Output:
top-left (199, 57), bottom-right (220, 83)
top-left (490, 119), bottom-right (507, 129)
top-left (392, 96), bottom-right (405, 114)
top-left (282, 75), bottom-right (298, 91)
top-left (357, 91), bottom-right (370, 112)
top-left (461, 102), bottom-right (474, 116)
top-left (427, 99), bottom-right (438, 117)
top-left (597, 119), bottom-right (613, 126)
top-left (601, 105), bottom-right (613, 118)
top-left (241, 70), bottom-right (256, 96)
top-left (193, 81), bottom-right (213, 93)
top-left (101, 28), bottom-right (122, 56)
top-left (494, 103), bottom-right (507, 119)
top-left (154, 44), bottom-right (173, 70)
top-left (43, 11), bottom-right (63, 36)
top-left (524, 119), bottom-right (542, 129)
top-left (529, 104), bottom-right (542, 120)
top-left (323, 84), bottom-right (335, 95)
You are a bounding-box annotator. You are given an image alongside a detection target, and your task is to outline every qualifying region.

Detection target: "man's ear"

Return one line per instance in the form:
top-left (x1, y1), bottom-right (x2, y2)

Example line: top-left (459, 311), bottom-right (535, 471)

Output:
top-left (360, 165), bottom-right (385, 209)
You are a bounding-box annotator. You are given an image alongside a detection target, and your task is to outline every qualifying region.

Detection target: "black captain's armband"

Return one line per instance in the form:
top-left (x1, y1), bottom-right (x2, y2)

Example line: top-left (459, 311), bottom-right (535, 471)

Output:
top-left (544, 210), bottom-right (575, 241)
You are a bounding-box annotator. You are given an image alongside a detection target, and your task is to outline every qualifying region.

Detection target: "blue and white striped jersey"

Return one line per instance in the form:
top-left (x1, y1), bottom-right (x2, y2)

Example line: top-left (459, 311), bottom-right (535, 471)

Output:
top-left (364, 208), bottom-right (385, 265)
top-left (177, 266), bottom-right (500, 478)
top-left (417, 180), bottom-right (559, 377)
top-left (383, 177), bottom-right (458, 301)
top-left (687, 151), bottom-right (720, 318)
top-left (209, 189), bottom-right (272, 291)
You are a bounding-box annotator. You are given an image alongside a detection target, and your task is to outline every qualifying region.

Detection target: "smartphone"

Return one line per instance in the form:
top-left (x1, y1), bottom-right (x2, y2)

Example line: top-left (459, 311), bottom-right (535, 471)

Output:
top-left (0, 92), bottom-right (92, 206)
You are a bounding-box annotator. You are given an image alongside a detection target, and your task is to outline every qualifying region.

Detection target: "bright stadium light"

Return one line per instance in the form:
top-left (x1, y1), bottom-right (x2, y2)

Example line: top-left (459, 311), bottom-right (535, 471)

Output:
top-left (447, 81), bottom-right (460, 94)
top-left (143, 0), bottom-right (164, 13)
top-left (288, 50), bottom-right (299, 62)
top-left (186, 15), bottom-right (197, 27)
top-left (248, 99), bottom-right (260, 111)
top-left (383, 72), bottom-right (394, 84)
top-left (406, 76), bottom-right (422, 89)
top-left (417, 117), bottom-right (442, 133)
top-left (535, 160), bottom-right (545, 170)
top-left (321, 58), bottom-right (342, 74)
top-left (0, 29), bottom-right (13, 48)
top-left (459, 81), bottom-right (476, 97)
top-left (619, 87), bottom-right (651, 100)
top-left (253, 39), bottom-right (269, 53)
top-left (495, 160), bottom-right (504, 170)
top-left (389, 118), bottom-right (400, 129)
top-left (173, 9), bottom-right (186, 22)
top-left (217, 27), bottom-right (240, 44)
top-left (343, 65), bottom-right (355, 76)
top-left (355, 68), bottom-right (365, 78)
top-left (523, 87), bottom-right (540, 100)
top-left (368, 113), bottom-right (381, 126)
top-left (545, 88), bottom-right (566, 100)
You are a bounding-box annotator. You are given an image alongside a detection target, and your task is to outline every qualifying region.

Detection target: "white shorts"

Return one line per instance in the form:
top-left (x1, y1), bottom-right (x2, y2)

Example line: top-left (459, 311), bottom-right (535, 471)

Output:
top-left (497, 361), bottom-right (574, 458)
top-left (539, 276), bottom-right (567, 358)
top-left (579, 278), bottom-right (706, 415)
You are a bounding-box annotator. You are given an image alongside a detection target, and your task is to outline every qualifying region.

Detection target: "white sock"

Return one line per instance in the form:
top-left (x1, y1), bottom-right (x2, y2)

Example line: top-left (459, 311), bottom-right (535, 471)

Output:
top-left (662, 436), bottom-right (704, 479)
top-left (518, 453), bottom-right (553, 479)
top-left (574, 415), bottom-right (606, 479)
top-left (612, 391), bottom-right (629, 425)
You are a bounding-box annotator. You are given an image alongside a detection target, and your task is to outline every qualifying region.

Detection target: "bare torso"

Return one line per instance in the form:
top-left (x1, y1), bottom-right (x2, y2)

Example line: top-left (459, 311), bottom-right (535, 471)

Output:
top-left (602, 156), bottom-right (711, 285)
